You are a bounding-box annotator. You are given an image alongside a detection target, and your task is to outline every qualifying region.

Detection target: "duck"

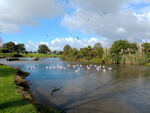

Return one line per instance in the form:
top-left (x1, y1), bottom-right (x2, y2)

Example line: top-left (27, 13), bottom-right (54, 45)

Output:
top-left (103, 69), bottom-right (106, 72)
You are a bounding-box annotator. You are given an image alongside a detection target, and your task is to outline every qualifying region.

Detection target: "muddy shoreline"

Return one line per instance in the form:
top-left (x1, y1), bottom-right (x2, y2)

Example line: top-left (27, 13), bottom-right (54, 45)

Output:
top-left (14, 68), bottom-right (61, 113)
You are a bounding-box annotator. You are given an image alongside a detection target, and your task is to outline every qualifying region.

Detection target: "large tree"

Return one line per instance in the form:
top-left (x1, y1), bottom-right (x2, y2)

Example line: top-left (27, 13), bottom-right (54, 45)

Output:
top-left (142, 43), bottom-right (150, 55)
top-left (15, 44), bottom-right (26, 53)
top-left (63, 45), bottom-right (72, 56)
top-left (37, 44), bottom-right (51, 54)
top-left (2, 41), bottom-right (16, 53)
top-left (110, 40), bottom-right (130, 64)
top-left (93, 43), bottom-right (104, 58)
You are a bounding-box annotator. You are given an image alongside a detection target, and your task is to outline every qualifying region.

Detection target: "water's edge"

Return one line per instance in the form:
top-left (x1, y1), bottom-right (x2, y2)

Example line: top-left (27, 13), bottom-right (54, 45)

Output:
top-left (13, 65), bottom-right (61, 113)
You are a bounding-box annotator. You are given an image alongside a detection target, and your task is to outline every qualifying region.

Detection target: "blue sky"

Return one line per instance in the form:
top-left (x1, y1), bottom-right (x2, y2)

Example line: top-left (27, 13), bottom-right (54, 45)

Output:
top-left (1, 17), bottom-right (98, 43)
top-left (0, 0), bottom-right (150, 51)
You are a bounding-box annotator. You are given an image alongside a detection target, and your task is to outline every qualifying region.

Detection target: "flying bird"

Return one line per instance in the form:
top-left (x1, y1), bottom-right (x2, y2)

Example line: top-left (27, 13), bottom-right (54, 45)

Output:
top-left (102, 10), bottom-right (107, 15)
top-left (46, 34), bottom-right (49, 38)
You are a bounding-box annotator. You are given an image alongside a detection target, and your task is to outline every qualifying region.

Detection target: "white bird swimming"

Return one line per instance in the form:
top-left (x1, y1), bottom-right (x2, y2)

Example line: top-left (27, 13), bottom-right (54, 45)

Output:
top-left (49, 67), bottom-right (52, 69)
top-left (87, 66), bottom-right (91, 70)
top-left (75, 68), bottom-right (80, 72)
top-left (108, 67), bottom-right (112, 71)
top-left (103, 69), bottom-right (106, 72)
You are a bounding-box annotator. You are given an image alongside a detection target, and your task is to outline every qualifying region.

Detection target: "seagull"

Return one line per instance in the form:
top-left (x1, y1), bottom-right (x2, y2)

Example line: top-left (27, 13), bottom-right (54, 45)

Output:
top-left (103, 69), bottom-right (106, 72)
top-left (46, 34), bottom-right (49, 38)
top-left (108, 67), bottom-right (112, 71)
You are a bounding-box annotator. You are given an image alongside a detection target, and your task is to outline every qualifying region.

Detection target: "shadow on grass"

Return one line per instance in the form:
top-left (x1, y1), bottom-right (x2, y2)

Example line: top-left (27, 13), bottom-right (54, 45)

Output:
top-left (0, 67), bottom-right (13, 77)
top-left (0, 99), bottom-right (29, 110)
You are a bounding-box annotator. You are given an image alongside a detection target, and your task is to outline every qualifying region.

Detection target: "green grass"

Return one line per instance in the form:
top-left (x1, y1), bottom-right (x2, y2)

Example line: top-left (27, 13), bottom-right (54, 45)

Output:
top-left (145, 63), bottom-right (150, 65)
top-left (21, 53), bottom-right (60, 58)
top-left (0, 65), bottom-right (37, 113)
top-left (0, 53), bottom-right (60, 58)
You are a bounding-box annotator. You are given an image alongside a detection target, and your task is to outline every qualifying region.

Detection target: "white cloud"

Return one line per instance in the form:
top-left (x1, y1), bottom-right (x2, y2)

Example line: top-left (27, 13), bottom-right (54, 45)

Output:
top-left (26, 41), bottom-right (39, 52)
top-left (0, 0), bottom-right (64, 33)
top-left (62, 0), bottom-right (150, 45)
top-left (25, 37), bottom-right (105, 51)
top-left (0, 37), bottom-right (3, 47)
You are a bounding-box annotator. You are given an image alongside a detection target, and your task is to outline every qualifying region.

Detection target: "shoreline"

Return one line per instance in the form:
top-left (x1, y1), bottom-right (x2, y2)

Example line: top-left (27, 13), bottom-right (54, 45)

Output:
top-left (14, 67), bottom-right (60, 113)
top-left (61, 58), bottom-right (150, 66)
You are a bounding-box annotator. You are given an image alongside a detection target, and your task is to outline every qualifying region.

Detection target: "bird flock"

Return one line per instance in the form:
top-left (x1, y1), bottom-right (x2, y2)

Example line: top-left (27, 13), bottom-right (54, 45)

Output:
top-left (26, 64), bottom-right (113, 73)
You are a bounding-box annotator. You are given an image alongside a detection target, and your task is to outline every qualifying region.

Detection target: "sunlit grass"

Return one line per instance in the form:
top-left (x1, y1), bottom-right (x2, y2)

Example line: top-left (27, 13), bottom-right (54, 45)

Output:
top-left (0, 65), bottom-right (37, 113)
top-left (0, 53), bottom-right (60, 58)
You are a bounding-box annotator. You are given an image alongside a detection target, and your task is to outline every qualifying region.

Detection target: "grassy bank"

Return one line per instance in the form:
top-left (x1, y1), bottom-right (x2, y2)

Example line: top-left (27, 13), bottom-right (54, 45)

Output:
top-left (0, 65), bottom-right (60, 113)
top-left (0, 53), bottom-right (60, 58)
top-left (21, 53), bottom-right (60, 58)
top-left (0, 65), bottom-right (37, 113)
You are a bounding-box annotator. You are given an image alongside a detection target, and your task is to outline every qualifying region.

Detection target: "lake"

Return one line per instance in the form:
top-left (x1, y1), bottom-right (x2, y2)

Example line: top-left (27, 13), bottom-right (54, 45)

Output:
top-left (1, 58), bottom-right (150, 113)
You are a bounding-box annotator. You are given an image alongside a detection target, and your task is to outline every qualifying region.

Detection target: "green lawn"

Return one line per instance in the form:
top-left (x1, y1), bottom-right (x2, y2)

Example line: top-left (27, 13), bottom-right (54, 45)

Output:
top-left (21, 53), bottom-right (60, 58)
top-left (0, 65), bottom-right (37, 113)
top-left (0, 53), bottom-right (60, 58)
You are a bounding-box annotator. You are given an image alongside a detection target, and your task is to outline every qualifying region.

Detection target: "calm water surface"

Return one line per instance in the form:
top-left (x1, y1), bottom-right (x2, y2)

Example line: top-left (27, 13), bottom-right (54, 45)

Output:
top-left (1, 58), bottom-right (150, 113)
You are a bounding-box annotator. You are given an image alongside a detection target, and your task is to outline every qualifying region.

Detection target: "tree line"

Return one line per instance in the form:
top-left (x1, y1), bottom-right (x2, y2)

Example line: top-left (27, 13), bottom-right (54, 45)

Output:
top-left (0, 41), bottom-right (52, 54)
top-left (61, 40), bottom-right (150, 65)
top-left (1, 40), bottom-right (150, 64)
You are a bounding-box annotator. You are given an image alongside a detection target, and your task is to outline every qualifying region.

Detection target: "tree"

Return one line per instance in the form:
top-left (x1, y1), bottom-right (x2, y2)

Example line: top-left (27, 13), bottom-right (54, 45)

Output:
top-left (37, 44), bottom-right (51, 54)
top-left (63, 45), bottom-right (72, 56)
top-left (110, 40), bottom-right (130, 64)
top-left (93, 43), bottom-right (104, 58)
top-left (129, 43), bottom-right (138, 54)
top-left (79, 46), bottom-right (93, 60)
top-left (0, 48), bottom-right (9, 53)
top-left (142, 43), bottom-right (150, 55)
top-left (15, 44), bottom-right (26, 53)
top-left (53, 50), bottom-right (57, 54)
top-left (94, 43), bottom-right (102, 48)
top-left (2, 42), bottom-right (16, 53)
top-left (70, 48), bottom-right (78, 57)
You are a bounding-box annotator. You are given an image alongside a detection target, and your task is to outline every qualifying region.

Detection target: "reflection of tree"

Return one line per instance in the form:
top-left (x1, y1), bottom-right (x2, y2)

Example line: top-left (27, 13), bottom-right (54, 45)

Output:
top-left (59, 65), bottom-right (150, 112)
top-left (59, 79), bottom-right (137, 113)
top-left (114, 65), bottom-right (150, 79)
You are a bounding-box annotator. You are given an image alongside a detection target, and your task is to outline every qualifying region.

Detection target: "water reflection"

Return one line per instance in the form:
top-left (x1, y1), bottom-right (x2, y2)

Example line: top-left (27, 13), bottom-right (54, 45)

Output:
top-left (0, 58), bottom-right (150, 113)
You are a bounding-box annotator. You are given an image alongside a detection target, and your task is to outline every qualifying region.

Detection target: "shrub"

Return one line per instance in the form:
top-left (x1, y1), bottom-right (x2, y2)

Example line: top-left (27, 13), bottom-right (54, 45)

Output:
top-left (34, 57), bottom-right (39, 61)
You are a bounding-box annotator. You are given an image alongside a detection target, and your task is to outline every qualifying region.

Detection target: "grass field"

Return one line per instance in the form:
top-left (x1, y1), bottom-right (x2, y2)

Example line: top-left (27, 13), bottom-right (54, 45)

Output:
top-left (0, 53), bottom-right (60, 58)
top-left (21, 53), bottom-right (60, 58)
top-left (0, 65), bottom-right (37, 113)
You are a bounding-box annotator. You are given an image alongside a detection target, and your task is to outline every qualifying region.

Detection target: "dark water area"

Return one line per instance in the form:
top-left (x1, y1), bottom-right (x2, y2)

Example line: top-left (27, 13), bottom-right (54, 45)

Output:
top-left (1, 58), bottom-right (150, 113)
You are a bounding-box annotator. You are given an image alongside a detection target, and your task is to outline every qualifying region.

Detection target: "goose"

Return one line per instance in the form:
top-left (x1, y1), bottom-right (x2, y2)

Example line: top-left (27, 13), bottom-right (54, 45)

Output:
top-left (103, 69), bottom-right (106, 72)
top-left (87, 66), bottom-right (91, 70)
top-left (96, 67), bottom-right (100, 71)
top-left (75, 68), bottom-right (80, 72)
top-left (49, 67), bottom-right (52, 69)
top-left (108, 67), bottom-right (112, 71)
top-left (53, 67), bottom-right (56, 70)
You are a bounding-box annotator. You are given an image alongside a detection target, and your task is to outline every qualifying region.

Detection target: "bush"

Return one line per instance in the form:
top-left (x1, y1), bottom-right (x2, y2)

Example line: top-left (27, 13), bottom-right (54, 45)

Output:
top-left (34, 57), bottom-right (39, 61)
top-left (13, 54), bottom-right (23, 57)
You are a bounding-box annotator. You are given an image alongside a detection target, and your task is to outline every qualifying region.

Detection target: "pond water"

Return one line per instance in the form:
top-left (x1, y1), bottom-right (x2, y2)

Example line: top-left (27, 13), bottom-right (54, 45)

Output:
top-left (1, 58), bottom-right (150, 113)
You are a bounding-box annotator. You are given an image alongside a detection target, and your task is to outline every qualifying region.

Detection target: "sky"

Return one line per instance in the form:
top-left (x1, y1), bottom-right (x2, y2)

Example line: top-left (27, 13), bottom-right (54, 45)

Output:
top-left (0, 0), bottom-right (150, 51)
